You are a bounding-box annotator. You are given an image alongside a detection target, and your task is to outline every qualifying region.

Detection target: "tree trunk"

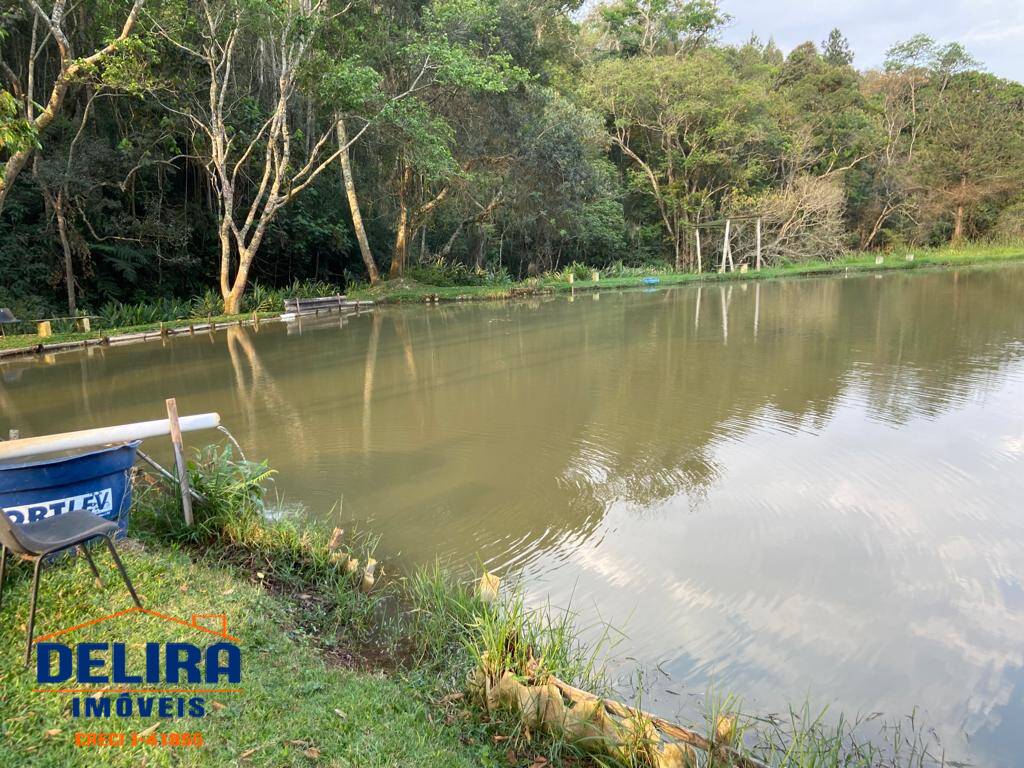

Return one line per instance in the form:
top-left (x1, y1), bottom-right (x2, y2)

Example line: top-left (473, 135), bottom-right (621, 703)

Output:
top-left (952, 175), bottom-right (967, 244)
top-left (337, 119), bottom-right (379, 284)
top-left (223, 246), bottom-right (256, 314)
top-left (218, 219), bottom-right (233, 303)
top-left (55, 190), bottom-right (76, 316)
top-left (390, 166), bottom-right (413, 279)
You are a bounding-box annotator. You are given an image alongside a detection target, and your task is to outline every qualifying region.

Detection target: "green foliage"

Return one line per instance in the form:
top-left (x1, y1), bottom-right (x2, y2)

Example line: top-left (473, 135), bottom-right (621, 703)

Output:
top-left (0, 0), bottom-right (1022, 313)
top-left (408, 256), bottom-right (510, 286)
top-left (0, 91), bottom-right (37, 165)
top-left (134, 443), bottom-right (381, 611)
top-left (97, 297), bottom-right (191, 327)
top-left (593, 0), bottom-right (730, 57)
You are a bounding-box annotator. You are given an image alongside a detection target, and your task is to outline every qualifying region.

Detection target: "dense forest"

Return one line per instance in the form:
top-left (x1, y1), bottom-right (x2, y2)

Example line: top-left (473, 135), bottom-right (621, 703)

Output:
top-left (1, 0), bottom-right (1023, 318)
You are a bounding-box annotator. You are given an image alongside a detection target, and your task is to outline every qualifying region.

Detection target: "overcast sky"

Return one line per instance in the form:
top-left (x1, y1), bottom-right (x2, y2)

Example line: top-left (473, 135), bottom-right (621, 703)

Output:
top-left (718, 0), bottom-right (1024, 82)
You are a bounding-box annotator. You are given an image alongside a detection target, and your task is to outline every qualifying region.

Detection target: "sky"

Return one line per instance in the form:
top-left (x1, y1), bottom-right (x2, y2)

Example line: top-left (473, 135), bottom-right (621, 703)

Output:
top-left (717, 0), bottom-right (1024, 82)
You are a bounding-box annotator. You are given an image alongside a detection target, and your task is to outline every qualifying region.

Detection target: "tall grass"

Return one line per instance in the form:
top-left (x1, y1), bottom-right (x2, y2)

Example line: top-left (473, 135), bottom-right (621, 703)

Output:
top-left (91, 279), bottom-right (343, 329)
top-left (132, 443), bottom-right (382, 637)
top-left (407, 256), bottom-right (512, 287)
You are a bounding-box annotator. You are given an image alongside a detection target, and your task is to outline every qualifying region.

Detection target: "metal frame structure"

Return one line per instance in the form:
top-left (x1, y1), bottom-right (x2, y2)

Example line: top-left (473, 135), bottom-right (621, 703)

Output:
top-left (0, 513), bottom-right (143, 665)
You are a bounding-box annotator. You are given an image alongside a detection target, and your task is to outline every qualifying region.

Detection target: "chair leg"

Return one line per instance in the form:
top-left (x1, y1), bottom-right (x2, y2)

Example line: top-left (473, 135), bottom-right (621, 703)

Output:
top-left (102, 536), bottom-right (142, 609)
top-left (79, 543), bottom-right (103, 587)
top-left (24, 556), bottom-right (43, 666)
top-left (0, 544), bottom-right (6, 612)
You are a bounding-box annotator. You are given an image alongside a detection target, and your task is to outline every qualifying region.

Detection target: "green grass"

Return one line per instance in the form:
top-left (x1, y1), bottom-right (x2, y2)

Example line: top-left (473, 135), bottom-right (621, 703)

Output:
top-left (0, 312), bottom-right (278, 353)
top-left (0, 546), bottom-right (501, 767)
top-left (349, 243), bottom-right (1024, 304)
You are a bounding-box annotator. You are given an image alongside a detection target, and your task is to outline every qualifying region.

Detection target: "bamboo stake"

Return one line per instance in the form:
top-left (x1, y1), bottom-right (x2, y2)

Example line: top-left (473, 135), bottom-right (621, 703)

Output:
top-left (719, 219), bottom-right (732, 273)
top-left (695, 228), bottom-right (702, 273)
top-left (755, 217), bottom-right (762, 271)
top-left (165, 398), bottom-right (194, 527)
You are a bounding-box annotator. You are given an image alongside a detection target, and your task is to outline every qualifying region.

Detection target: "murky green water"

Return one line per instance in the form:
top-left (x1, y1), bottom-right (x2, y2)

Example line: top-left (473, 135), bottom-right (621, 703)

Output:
top-left (3, 266), bottom-right (1024, 765)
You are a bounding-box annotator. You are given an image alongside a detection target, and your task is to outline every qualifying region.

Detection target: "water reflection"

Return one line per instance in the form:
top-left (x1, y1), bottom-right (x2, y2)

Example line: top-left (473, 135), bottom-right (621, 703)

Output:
top-left (3, 266), bottom-right (1024, 765)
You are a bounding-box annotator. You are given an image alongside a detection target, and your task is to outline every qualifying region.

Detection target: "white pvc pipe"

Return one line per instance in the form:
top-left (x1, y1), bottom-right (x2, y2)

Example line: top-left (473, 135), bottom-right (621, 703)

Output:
top-left (0, 413), bottom-right (220, 462)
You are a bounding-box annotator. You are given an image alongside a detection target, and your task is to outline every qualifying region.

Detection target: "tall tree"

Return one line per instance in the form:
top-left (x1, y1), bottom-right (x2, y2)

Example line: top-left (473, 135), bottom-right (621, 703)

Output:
top-left (821, 28), bottom-right (853, 67)
top-left (588, 50), bottom-right (771, 269)
top-left (913, 72), bottom-right (1024, 242)
top-left (0, 0), bottom-right (145, 214)
top-left (156, 0), bottom-right (399, 312)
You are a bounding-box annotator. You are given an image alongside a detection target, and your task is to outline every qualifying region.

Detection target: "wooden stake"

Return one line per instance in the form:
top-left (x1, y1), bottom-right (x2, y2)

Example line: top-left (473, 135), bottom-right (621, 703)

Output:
top-left (695, 228), bottom-right (702, 273)
top-left (719, 219), bottom-right (732, 273)
top-left (755, 217), bottom-right (762, 271)
top-left (165, 398), bottom-right (194, 527)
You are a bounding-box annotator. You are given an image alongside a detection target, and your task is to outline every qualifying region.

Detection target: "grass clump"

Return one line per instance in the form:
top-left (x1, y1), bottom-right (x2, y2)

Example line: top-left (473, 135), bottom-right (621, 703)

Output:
top-left (407, 257), bottom-right (512, 287)
top-left (133, 444), bottom-right (383, 642)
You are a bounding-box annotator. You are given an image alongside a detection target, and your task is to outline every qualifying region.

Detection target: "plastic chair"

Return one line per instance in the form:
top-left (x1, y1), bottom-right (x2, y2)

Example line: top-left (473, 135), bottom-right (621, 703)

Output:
top-left (0, 510), bottom-right (143, 665)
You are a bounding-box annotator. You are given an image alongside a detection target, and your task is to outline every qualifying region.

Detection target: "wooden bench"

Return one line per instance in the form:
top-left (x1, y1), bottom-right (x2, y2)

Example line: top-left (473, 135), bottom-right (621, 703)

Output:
top-left (282, 295), bottom-right (371, 317)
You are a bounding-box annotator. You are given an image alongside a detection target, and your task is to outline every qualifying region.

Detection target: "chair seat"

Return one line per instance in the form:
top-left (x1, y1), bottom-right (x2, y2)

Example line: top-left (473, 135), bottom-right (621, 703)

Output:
top-left (9, 510), bottom-right (119, 555)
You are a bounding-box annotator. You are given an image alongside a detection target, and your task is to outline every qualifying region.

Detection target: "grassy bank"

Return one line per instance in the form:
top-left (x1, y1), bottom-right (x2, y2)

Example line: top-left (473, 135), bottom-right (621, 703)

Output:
top-left (0, 446), bottom-right (951, 767)
top-left (0, 449), bottom-right (503, 767)
top-left (0, 311), bottom-right (279, 354)
top-left (349, 243), bottom-right (1024, 304)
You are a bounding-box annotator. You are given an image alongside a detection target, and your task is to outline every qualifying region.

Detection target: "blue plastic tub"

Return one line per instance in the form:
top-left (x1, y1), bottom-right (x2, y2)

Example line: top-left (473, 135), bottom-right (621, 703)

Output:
top-left (0, 441), bottom-right (140, 538)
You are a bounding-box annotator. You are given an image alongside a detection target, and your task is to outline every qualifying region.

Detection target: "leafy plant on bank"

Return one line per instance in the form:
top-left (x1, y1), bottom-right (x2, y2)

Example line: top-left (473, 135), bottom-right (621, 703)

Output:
top-left (133, 443), bottom-right (381, 637)
top-left (407, 257), bottom-right (512, 287)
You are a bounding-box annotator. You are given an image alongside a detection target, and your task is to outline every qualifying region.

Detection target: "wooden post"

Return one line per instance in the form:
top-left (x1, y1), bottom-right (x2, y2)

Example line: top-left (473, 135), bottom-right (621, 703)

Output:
top-left (165, 398), bottom-right (194, 527)
top-left (755, 217), bottom-right (762, 271)
top-left (76, 316), bottom-right (91, 332)
top-left (719, 220), bottom-right (731, 273)
top-left (695, 228), bottom-right (702, 273)
top-left (37, 320), bottom-right (52, 338)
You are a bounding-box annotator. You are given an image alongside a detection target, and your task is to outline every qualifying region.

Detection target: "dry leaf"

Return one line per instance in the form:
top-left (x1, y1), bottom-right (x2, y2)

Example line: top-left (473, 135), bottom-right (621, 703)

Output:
top-left (210, 701), bottom-right (226, 711)
top-left (328, 527), bottom-right (345, 551)
top-left (477, 572), bottom-right (501, 604)
top-left (221, 588), bottom-right (235, 596)
top-left (256, 571), bottom-right (266, 580)
top-left (239, 747), bottom-right (259, 759)
top-left (137, 722), bottom-right (160, 738)
top-left (334, 709), bottom-right (347, 720)
top-left (303, 747), bottom-right (321, 759)
top-left (44, 728), bottom-right (61, 738)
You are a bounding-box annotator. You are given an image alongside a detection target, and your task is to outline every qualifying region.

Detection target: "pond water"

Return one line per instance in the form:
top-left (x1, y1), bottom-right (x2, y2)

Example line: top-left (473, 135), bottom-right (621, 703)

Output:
top-left (3, 266), bottom-right (1024, 765)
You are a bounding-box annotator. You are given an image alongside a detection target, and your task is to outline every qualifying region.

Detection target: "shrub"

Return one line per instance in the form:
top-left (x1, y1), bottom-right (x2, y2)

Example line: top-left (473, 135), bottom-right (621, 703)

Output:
top-left (408, 257), bottom-right (510, 287)
top-left (133, 444), bottom-right (381, 631)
